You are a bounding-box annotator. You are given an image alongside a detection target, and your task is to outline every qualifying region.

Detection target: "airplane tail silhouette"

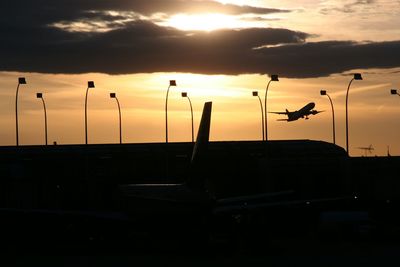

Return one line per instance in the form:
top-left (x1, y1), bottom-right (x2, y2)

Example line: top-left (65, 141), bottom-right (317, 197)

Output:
top-left (187, 102), bottom-right (212, 191)
top-left (118, 102), bottom-right (212, 203)
top-left (190, 102), bottom-right (212, 164)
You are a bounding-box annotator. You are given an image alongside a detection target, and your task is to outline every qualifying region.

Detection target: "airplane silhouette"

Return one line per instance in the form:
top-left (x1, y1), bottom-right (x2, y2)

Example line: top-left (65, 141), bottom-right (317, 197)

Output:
top-left (269, 102), bottom-right (323, 122)
top-left (118, 102), bottom-right (356, 227)
top-left (0, 101), bottom-right (359, 244)
top-left (357, 144), bottom-right (374, 156)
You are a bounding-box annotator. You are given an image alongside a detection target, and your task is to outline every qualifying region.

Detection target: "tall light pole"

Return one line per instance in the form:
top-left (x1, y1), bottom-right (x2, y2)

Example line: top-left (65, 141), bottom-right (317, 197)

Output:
top-left (85, 81), bottom-right (95, 145)
top-left (181, 92), bottom-right (194, 142)
top-left (345, 73), bottom-right (363, 155)
top-left (165, 80), bottom-right (176, 143)
top-left (320, 90), bottom-right (336, 145)
top-left (390, 89), bottom-right (399, 96)
top-left (110, 93), bottom-right (122, 144)
top-left (15, 77), bottom-right (27, 146)
top-left (36, 93), bottom-right (48, 145)
top-left (253, 91), bottom-right (265, 141)
top-left (264, 74), bottom-right (279, 141)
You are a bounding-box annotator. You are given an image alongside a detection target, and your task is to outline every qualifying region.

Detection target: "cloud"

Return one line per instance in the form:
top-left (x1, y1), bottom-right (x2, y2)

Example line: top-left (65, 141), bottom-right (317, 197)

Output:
top-left (0, 1), bottom-right (290, 38)
top-left (1, 0), bottom-right (288, 25)
top-left (253, 40), bottom-right (400, 78)
top-left (320, 0), bottom-right (376, 15)
top-left (0, 19), bottom-right (310, 75)
top-left (1, 1), bottom-right (400, 78)
top-left (119, 0), bottom-right (289, 16)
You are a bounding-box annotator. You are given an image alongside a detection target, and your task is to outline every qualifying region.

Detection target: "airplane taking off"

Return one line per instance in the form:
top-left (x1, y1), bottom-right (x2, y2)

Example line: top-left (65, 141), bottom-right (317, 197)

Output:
top-left (269, 102), bottom-right (323, 122)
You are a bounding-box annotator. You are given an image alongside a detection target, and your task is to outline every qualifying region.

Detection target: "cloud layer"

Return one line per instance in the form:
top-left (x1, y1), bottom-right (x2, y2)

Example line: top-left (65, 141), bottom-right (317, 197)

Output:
top-left (1, 1), bottom-right (400, 78)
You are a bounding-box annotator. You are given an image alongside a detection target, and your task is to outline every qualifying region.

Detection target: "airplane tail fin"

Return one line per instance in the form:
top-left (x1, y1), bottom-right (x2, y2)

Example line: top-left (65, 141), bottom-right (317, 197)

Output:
top-left (311, 110), bottom-right (324, 115)
top-left (187, 101), bottom-right (212, 191)
top-left (190, 101), bottom-right (212, 164)
top-left (286, 109), bottom-right (289, 113)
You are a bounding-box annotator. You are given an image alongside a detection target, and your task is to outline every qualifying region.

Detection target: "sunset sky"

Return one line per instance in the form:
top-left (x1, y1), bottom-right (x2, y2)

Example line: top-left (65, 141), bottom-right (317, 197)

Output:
top-left (1, 0), bottom-right (399, 156)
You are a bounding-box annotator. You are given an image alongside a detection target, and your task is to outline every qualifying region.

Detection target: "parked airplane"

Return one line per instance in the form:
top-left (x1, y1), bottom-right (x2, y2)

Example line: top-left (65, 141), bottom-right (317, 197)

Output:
top-left (269, 102), bottom-right (323, 122)
top-left (118, 102), bottom-right (357, 232)
top-left (0, 101), bottom-right (360, 244)
top-left (357, 144), bottom-right (374, 156)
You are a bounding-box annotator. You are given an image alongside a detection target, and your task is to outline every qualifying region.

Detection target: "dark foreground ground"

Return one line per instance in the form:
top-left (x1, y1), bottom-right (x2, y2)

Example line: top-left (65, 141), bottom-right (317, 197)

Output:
top-left (3, 229), bottom-right (400, 267)
top-left (3, 240), bottom-right (400, 267)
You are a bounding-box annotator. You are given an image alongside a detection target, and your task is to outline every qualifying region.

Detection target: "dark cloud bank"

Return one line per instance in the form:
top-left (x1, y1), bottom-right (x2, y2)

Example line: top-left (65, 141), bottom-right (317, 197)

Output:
top-left (1, 0), bottom-right (400, 78)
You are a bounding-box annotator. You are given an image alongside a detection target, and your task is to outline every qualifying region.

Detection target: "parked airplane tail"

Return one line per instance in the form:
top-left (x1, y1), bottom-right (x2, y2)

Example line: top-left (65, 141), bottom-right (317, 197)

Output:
top-left (187, 101), bottom-right (212, 191)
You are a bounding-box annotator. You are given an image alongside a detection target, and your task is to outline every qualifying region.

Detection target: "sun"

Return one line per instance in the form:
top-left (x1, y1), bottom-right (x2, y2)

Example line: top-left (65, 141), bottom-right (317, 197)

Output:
top-left (162, 13), bottom-right (244, 31)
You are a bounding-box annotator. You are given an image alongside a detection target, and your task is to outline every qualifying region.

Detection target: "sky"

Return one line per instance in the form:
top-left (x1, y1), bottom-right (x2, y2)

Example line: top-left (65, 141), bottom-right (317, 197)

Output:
top-left (1, 0), bottom-right (399, 156)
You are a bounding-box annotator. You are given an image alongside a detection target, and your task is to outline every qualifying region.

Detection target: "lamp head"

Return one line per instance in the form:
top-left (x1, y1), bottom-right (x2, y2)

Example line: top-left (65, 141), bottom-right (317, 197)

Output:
top-left (36, 93), bottom-right (43, 98)
top-left (18, 77), bottom-right (26, 84)
top-left (88, 81), bottom-right (95, 88)
top-left (320, 90), bottom-right (327, 96)
top-left (354, 73), bottom-right (362, 80)
top-left (169, 80), bottom-right (177, 86)
top-left (391, 89), bottom-right (398, 95)
top-left (110, 93), bottom-right (116, 98)
top-left (252, 91), bottom-right (258, 96)
top-left (181, 92), bottom-right (187, 97)
top-left (270, 74), bottom-right (279, 82)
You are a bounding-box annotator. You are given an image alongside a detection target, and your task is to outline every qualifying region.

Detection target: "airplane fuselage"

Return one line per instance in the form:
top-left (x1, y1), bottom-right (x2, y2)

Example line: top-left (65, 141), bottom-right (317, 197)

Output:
top-left (287, 102), bottom-right (315, 121)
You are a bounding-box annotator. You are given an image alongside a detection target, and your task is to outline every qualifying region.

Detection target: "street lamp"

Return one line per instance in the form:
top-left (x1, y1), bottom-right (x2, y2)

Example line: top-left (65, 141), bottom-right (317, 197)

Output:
top-left (253, 91), bottom-right (265, 141)
top-left (345, 73), bottom-right (363, 155)
top-left (165, 80), bottom-right (176, 143)
top-left (15, 77), bottom-right (27, 146)
top-left (36, 93), bottom-right (48, 145)
top-left (264, 74), bottom-right (279, 141)
top-left (320, 90), bottom-right (336, 145)
top-left (181, 92), bottom-right (194, 142)
top-left (85, 81), bottom-right (95, 145)
top-left (390, 89), bottom-right (399, 96)
top-left (110, 93), bottom-right (122, 144)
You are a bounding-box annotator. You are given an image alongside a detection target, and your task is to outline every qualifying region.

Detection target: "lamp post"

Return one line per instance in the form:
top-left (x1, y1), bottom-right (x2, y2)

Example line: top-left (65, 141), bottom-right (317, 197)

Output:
top-left (15, 77), bottom-right (27, 146)
top-left (264, 74), bottom-right (279, 141)
top-left (110, 93), bottom-right (122, 144)
top-left (345, 73), bottom-right (363, 155)
top-left (390, 89), bottom-right (399, 96)
top-left (165, 80), bottom-right (176, 143)
top-left (36, 93), bottom-right (48, 145)
top-left (320, 90), bottom-right (336, 145)
top-left (181, 92), bottom-right (194, 142)
top-left (253, 91), bottom-right (265, 141)
top-left (85, 81), bottom-right (95, 145)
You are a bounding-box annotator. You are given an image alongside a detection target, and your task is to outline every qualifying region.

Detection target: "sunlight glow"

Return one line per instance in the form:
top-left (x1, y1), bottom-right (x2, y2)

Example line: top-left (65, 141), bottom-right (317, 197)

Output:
top-left (155, 73), bottom-right (247, 98)
top-left (164, 13), bottom-right (246, 31)
top-left (217, 0), bottom-right (249, 5)
top-left (52, 21), bottom-right (112, 33)
top-left (50, 11), bottom-right (138, 33)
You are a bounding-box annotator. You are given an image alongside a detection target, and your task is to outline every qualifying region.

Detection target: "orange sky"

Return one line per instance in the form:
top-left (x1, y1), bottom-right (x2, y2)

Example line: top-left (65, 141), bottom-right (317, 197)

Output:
top-left (0, 70), bottom-right (399, 156)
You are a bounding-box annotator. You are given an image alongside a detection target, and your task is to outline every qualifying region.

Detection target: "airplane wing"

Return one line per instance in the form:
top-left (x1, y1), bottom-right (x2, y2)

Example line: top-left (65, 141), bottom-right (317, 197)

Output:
top-left (269, 111), bottom-right (289, 115)
top-left (357, 145), bottom-right (374, 150)
top-left (0, 207), bottom-right (130, 221)
top-left (213, 192), bottom-right (359, 215)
